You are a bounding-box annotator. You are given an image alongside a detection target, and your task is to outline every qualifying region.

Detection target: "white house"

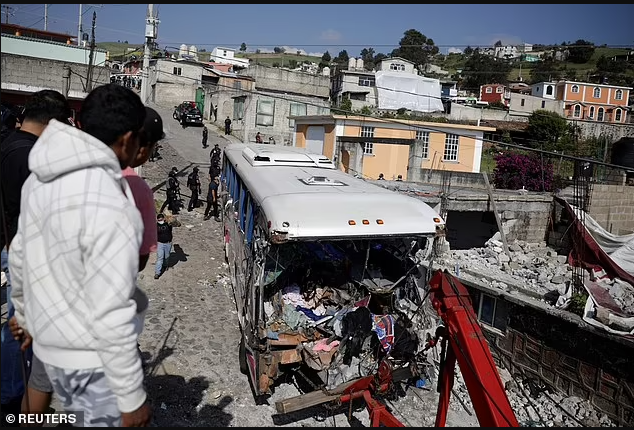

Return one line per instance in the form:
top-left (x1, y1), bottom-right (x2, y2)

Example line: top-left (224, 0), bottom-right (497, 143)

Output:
top-left (531, 82), bottom-right (557, 100)
top-left (209, 47), bottom-right (249, 69)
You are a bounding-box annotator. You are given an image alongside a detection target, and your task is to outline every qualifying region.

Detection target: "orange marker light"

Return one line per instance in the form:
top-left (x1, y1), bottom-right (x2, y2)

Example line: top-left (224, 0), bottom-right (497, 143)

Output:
top-left (362, 219), bottom-right (370, 225)
top-left (433, 217), bottom-right (441, 223)
top-left (348, 220), bottom-right (356, 225)
top-left (376, 219), bottom-right (384, 225)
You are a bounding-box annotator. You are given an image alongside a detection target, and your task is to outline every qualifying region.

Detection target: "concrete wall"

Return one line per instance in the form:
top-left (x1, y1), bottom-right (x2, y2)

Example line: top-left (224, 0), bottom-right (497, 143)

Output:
top-left (1, 35), bottom-right (107, 66)
top-left (487, 302), bottom-right (634, 426)
top-left (509, 93), bottom-right (565, 117)
top-left (588, 184), bottom-right (634, 235)
top-left (240, 65), bottom-right (330, 98)
top-left (573, 120), bottom-right (634, 142)
top-left (153, 59), bottom-right (202, 107)
top-left (408, 168), bottom-right (488, 188)
top-left (445, 103), bottom-right (529, 123)
top-left (1, 53), bottom-right (109, 100)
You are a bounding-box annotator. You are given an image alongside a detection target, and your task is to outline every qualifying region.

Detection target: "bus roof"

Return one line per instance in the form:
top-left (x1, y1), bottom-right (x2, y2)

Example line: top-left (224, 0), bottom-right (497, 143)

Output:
top-left (224, 144), bottom-right (444, 240)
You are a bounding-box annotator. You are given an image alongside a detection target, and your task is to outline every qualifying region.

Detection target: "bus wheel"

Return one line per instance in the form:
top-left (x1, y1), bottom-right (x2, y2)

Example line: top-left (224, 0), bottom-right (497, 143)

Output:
top-left (239, 336), bottom-right (248, 375)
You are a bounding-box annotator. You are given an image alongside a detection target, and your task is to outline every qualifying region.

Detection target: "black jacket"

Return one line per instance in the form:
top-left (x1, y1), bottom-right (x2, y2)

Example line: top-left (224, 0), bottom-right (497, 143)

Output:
top-left (0, 130), bottom-right (38, 248)
top-left (157, 222), bottom-right (173, 243)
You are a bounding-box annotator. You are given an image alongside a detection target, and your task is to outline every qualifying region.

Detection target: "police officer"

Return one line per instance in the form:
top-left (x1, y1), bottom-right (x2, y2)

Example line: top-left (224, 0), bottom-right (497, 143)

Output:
top-left (187, 166), bottom-right (201, 212)
top-left (166, 167), bottom-right (181, 214)
top-left (202, 126), bottom-right (209, 149)
top-left (210, 143), bottom-right (222, 166)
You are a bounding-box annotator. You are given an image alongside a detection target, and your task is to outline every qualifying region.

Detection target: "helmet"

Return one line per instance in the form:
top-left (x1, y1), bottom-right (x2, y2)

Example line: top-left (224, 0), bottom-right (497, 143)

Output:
top-left (193, 166), bottom-right (199, 172)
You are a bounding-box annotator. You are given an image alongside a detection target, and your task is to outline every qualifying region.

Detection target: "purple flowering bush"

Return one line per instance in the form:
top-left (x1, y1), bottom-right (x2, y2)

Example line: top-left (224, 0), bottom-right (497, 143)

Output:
top-left (492, 152), bottom-right (554, 192)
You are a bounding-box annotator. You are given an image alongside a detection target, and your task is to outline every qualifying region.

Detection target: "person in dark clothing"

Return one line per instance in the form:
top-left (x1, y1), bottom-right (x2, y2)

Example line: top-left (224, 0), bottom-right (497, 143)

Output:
top-left (0, 90), bottom-right (71, 425)
top-left (202, 126), bottom-right (209, 149)
top-left (166, 167), bottom-right (181, 214)
top-left (224, 116), bottom-right (231, 135)
top-left (204, 176), bottom-right (220, 221)
top-left (210, 143), bottom-right (222, 164)
top-left (154, 213), bottom-right (173, 279)
top-left (187, 166), bottom-right (201, 212)
top-left (255, 132), bottom-right (263, 143)
top-left (208, 163), bottom-right (221, 182)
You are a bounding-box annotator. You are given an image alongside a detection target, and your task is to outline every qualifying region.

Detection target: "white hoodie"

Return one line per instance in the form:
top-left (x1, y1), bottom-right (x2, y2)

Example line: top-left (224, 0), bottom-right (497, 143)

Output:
top-left (9, 119), bottom-right (146, 413)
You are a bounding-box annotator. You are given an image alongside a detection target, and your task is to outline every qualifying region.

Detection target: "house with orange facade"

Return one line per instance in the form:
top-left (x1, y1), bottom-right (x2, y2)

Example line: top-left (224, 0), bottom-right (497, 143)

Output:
top-left (554, 80), bottom-right (630, 123)
top-left (291, 115), bottom-right (496, 181)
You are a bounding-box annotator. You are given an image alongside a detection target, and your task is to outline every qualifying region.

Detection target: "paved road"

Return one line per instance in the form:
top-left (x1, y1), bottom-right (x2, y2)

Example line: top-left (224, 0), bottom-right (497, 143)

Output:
top-left (149, 105), bottom-right (232, 167)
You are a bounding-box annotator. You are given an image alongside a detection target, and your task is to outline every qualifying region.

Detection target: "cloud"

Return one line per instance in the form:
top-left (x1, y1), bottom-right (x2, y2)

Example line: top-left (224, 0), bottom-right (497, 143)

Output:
top-left (320, 29), bottom-right (341, 42)
top-left (447, 47), bottom-right (463, 54)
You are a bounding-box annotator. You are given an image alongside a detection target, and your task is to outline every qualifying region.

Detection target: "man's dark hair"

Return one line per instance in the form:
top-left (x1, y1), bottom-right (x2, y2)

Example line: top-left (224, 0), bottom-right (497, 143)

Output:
top-left (78, 84), bottom-right (145, 147)
top-left (22, 90), bottom-right (71, 125)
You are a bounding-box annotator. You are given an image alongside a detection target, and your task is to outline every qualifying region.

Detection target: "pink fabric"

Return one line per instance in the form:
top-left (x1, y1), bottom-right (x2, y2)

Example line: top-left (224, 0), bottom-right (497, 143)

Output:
top-left (123, 167), bottom-right (157, 254)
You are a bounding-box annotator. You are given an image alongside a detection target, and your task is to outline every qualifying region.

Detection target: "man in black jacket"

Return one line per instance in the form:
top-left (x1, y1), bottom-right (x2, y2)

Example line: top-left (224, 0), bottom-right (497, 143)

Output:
top-left (187, 166), bottom-right (201, 212)
top-left (0, 90), bottom-right (72, 425)
top-left (154, 213), bottom-right (173, 279)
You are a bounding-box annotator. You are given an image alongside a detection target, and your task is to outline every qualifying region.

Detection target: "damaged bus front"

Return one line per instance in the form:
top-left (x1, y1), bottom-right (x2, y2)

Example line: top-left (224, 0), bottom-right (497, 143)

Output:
top-left (221, 144), bottom-right (445, 400)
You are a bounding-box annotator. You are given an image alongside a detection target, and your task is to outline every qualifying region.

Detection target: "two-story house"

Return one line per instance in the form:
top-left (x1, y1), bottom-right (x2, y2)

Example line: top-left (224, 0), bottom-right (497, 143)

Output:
top-left (331, 56), bottom-right (444, 113)
top-left (554, 80), bottom-right (630, 123)
top-left (479, 84), bottom-right (511, 107)
top-left (209, 46), bottom-right (249, 70)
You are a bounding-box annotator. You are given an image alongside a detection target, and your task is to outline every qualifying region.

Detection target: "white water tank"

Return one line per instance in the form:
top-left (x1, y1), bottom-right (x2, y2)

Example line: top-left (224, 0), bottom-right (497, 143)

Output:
top-left (348, 57), bottom-right (356, 70)
top-left (179, 44), bottom-right (188, 58)
top-left (322, 66), bottom-right (330, 76)
top-left (356, 58), bottom-right (364, 70)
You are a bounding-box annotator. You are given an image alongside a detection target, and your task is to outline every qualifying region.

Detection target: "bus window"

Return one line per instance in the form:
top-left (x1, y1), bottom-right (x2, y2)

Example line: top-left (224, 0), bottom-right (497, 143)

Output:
top-left (239, 182), bottom-right (246, 231)
top-left (246, 193), bottom-right (255, 244)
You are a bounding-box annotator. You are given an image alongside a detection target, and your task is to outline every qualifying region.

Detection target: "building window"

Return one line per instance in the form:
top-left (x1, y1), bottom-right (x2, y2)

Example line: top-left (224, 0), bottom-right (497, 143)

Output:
top-left (256, 98), bottom-right (275, 126)
top-left (546, 85), bottom-right (553, 95)
top-left (471, 290), bottom-right (510, 332)
top-left (496, 87), bottom-right (503, 94)
top-left (588, 106), bottom-right (595, 119)
top-left (571, 85), bottom-right (579, 93)
top-left (358, 76), bottom-right (375, 87)
top-left (597, 107), bottom-right (605, 121)
top-left (593, 87), bottom-right (601, 98)
top-left (443, 133), bottom-right (459, 162)
top-left (615, 89), bottom-right (623, 100)
top-left (223, 50), bottom-right (227, 56)
top-left (521, 98), bottom-right (525, 107)
top-left (541, 100), bottom-right (546, 108)
top-left (485, 87), bottom-right (493, 94)
top-left (614, 109), bottom-right (621, 122)
top-left (289, 102), bottom-right (307, 128)
top-left (415, 130), bottom-right (430, 159)
top-left (573, 104), bottom-right (581, 118)
top-left (233, 97), bottom-right (245, 121)
top-left (389, 63), bottom-right (405, 71)
top-left (361, 126), bottom-right (374, 155)
top-left (173, 67), bottom-right (182, 76)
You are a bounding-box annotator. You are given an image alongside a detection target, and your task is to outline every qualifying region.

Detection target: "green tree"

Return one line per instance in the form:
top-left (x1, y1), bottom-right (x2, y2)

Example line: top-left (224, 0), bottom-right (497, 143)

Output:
top-left (494, 40), bottom-right (503, 47)
top-left (334, 50), bottom-right (350, 69)
top-left (255, 49), bottom-right (261, 54)
top-left (527, 110), bottom-right (572, 152)
top-left (567, 39), bottom-right (595, 64)
top-left (461, 52), bottom-right (512, 90)
top-left (338, 96), bottom-right (352, 112)
top-left (288, 59), bottom-right (298, 69)
top-left (240, 42), bottom-right (247, 52)
top-left (374, 52), bottom-right (387, 64)
top-left (463, 46), bottom-right (474, 56)
top-left (360, 47), bottom-right (376, 70)
top-left (529, 58), bottom-right (562, 84)
top-left (321, 51), bottom-right (331, 63)
top-left (273, 47), bottom-right (285, 54)
top-left (596, 55), bottom-right (627, 74)
top-left (391, 29), bottom-right (439, 69)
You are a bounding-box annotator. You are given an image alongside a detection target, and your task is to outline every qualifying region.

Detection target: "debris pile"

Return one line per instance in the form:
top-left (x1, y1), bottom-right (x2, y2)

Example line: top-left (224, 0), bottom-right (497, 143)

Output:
top-left (437, 239), bottom-right (573, 298)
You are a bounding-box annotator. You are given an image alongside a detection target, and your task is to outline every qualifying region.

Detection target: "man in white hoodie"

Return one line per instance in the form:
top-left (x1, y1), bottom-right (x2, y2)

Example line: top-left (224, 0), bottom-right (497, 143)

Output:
top-left (8, 84), bottom-right (152, 427)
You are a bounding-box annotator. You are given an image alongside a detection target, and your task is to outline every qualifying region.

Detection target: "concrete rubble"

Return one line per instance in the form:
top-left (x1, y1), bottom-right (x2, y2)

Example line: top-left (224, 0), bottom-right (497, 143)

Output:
top-left (436, 237), bottom-right (573, 299)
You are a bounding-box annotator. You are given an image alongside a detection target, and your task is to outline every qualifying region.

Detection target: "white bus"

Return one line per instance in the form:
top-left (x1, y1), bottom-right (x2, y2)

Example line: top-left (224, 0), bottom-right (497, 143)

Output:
top-left (220, 144), bottom-right (445, 400)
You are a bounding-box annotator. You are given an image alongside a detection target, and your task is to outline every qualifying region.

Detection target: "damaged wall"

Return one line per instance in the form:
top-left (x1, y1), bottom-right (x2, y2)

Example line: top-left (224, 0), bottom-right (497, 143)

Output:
top-left (485, 301), bottom-right (634, 426)
top-left (588, 184), bottom-right (634, 235)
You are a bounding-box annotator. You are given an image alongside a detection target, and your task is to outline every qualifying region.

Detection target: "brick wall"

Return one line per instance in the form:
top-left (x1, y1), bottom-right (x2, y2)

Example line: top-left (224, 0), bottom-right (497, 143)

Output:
top-left (486, 303), bottom-right (634, 426)
top-left (589, 184), bottom-right (634, 235)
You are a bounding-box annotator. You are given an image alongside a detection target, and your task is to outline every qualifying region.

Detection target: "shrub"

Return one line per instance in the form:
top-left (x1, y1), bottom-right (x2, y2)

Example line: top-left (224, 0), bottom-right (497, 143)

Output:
top-left (493, 152), bottom-right (554, 192)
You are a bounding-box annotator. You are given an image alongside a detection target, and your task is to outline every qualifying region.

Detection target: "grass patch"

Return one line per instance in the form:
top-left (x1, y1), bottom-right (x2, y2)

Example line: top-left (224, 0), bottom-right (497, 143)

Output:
top-left (480, 151), bottom-right (497, 173)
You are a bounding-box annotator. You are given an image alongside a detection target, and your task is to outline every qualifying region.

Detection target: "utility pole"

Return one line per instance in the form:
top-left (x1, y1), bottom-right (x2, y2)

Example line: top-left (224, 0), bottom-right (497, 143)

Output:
top-left (77, 4), bottom-right (83, 46)
top-left (44, 4), bottom-right (48, 30)
top-left (141, 4), bottom-right (158, 105)
top-left (3, 5), bottom-right (14, 24)
top-left (86, 11), bottom-right (97, 92)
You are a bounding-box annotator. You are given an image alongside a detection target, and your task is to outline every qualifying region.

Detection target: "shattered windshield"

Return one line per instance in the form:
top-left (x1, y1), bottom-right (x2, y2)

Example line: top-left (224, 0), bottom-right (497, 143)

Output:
top-left (261, 238), bottom-right (436, 389)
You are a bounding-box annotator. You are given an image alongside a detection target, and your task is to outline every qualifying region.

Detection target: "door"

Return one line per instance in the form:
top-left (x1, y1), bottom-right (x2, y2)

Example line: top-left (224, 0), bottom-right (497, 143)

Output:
top-left (195, 87), bottom-right (205, 115)
top-left (305, 126), bottom-right (325, 155)
top-left (341, 149), bottom-right (350, 173)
